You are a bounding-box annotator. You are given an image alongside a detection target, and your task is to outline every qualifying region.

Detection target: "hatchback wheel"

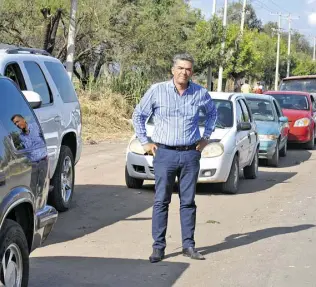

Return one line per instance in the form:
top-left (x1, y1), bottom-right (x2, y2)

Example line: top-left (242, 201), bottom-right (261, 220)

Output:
top-left (268, 142), bottom-right (279, 167)
top-left (125, 166), bottom-right (144, 189)
top-left (49, 145), bottom-right (75, 212)
top-left (0, 220), bottom-right (29, 287)
top-left (221, 155), bottom-right (239, 194)
top-left (306, 129), bottom-right (315, 150)
top-left (280, 141), bottom-right (287, 157)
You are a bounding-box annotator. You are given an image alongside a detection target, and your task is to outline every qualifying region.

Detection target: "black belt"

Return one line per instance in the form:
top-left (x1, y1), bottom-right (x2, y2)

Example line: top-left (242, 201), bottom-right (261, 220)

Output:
top-left (158, 143), bottom-right (197, 151)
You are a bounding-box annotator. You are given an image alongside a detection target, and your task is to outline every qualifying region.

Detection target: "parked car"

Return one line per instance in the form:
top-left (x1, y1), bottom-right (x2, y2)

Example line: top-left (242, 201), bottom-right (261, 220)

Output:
top-left (280, 75), bottom-right (316, 95)
top-left (0, 44), bottom-right (82, 211)
top-left (0, 76), bottom-right (58, 286)
top-left (264, 91), bottom-right (316, 149)
top-left (244, 94), bottom-right (289, 167)
top-left (125, 92), bottom-right (260, 194)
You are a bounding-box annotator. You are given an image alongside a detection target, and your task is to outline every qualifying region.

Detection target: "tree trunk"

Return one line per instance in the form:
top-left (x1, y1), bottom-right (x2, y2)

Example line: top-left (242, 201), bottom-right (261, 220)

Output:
top-left (234, 77), bottom-right (242, 92)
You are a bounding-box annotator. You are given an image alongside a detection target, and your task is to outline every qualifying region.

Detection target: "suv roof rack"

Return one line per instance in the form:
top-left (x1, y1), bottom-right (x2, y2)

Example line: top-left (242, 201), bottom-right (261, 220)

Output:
top-left (0, 44), bottom-right (51, 56)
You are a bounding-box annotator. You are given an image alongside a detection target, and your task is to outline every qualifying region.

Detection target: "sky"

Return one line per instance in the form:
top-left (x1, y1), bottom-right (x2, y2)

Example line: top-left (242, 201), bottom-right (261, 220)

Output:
top-left (190, 0), bottom-right (316, 42)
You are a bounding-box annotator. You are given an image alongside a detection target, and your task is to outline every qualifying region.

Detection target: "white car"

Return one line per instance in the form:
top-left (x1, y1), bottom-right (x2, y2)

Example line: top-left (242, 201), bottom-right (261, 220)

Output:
top-left (125, 92), bottom-right (260, 194)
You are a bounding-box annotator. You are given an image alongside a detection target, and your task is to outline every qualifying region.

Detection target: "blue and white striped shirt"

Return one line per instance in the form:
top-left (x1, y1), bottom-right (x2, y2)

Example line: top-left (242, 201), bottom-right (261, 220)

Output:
top-left (132, 80), bottom-right (217, 146)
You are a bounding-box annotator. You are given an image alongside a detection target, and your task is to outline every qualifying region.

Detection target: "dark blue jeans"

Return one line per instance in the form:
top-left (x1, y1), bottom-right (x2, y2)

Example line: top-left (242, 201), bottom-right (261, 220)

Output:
top-left (152, 147), bottom-right (201, 250)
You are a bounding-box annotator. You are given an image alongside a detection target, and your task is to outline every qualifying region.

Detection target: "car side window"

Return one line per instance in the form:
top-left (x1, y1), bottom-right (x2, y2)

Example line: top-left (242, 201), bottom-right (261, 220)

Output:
top-left (236, 100), bottom-right (245, 124)
top-left (23, 61), bottom-right (53, 105)
top-left (0, 78), bottom-right (47, 162)
top-left (239, 99), bottom-right (251, 122)
top-left (44, 61), bottom-right (78, 103)
top-left (311, 96), bottom-right (316, 111)
top-left (4, 63), bottom-right (27, 90)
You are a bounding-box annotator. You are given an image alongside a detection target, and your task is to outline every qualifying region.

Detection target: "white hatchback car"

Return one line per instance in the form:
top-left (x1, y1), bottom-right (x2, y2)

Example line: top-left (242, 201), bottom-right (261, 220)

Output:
top-left (125, 92), bottom-right (260, 194)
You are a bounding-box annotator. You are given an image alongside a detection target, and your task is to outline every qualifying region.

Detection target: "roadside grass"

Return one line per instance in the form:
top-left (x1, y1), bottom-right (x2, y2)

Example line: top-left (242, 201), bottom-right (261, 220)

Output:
top-left (78, 88), bottom-right (134, 143)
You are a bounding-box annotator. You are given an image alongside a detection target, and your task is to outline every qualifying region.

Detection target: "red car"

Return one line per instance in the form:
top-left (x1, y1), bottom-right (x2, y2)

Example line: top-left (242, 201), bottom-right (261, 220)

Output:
top-left (264, 91), bottom-right (316, 149)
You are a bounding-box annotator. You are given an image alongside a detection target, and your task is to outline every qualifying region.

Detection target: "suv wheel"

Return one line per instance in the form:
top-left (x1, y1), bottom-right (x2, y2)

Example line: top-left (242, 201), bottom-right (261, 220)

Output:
top-left (49, 145), bottom-right (75, 212)
top-left (0, 219), bottom-right (29, 287)
top-left (221, 155), bottom-right (239, 194)
top-left (125, 166), bottom-right (144, 189)
top-left (244, 150), bottom-right (259, 179)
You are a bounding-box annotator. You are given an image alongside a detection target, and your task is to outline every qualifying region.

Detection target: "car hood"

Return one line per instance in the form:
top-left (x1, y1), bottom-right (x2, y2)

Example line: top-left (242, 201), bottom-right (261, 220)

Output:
top-left (282, 109), bottom-right (311, 122)
top-left (255, 121), bottom-right (279, 135)
top-left (145, 124), bottom-right (231, 141)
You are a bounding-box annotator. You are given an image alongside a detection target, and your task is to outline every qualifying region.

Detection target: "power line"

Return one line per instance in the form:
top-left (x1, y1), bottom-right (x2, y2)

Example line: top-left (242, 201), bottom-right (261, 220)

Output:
top-left (251, 0), bottom-right (273, 14)
top-left (266, 0), bottom-right (291, 15)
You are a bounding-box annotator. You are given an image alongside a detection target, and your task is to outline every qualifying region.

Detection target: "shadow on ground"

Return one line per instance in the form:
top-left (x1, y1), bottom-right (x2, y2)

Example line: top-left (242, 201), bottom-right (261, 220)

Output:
top-left (44, 185), bottom-right (154, 246)
top-left (260, 148), bottom-right (312, 168)
top-left (196, 169), bottom-right (297, 195)
top-left (165, 224), bottom-right (315, 259)
top-left (29, 257), bottom-right (189, 287)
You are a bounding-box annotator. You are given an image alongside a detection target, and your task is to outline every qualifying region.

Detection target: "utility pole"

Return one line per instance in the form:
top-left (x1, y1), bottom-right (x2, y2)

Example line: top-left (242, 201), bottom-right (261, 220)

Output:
top-left (240, 0), bottom-right (247, 34)
top-left (66, 0), bottom-right (78, 80)
top-left (313, 36), bottom-right (316, 61)
top-left (270, 13), bottom-right (285, 91)
top-left (284, 14), bottom-right (299, 78)
top-left (207, 0), bottom-right (217, 91)
top-left (217, 0), bottom-right (228, 92)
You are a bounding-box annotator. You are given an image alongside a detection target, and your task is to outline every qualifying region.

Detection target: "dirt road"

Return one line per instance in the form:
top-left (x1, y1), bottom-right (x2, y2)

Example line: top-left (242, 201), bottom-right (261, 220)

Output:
top-left (30, 143), bottom-right (316, 287)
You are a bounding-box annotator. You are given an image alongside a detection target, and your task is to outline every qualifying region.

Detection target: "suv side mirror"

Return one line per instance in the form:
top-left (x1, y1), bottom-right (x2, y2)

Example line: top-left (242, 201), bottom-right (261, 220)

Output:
top-left (279, 116), bottom-right (288, 123)
top-left (237, 122), bottom-right (252, 131)
top-left (22, 91), bottom-right (42, 109)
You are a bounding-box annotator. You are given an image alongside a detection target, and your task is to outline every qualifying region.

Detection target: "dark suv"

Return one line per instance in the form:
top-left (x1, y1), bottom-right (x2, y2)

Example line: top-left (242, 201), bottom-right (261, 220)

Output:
top-left (0, 77), bottom-right (57, 286)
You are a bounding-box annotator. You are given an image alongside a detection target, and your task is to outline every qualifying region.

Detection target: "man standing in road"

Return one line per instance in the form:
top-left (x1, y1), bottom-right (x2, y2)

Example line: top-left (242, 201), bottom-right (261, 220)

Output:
top-left (132, 53), bottom-right (217, 263)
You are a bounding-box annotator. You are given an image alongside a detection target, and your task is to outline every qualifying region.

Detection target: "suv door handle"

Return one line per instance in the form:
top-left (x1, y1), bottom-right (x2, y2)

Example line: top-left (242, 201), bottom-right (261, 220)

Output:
top-left (54, 116), bottom-right (62, 123)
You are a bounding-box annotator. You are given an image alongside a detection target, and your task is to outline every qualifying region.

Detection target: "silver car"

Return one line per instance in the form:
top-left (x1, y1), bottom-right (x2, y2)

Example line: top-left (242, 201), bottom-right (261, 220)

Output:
top-left (0, 45), bottom-right (82, 211)
top-left (125, 92), bottom-right (260, 194)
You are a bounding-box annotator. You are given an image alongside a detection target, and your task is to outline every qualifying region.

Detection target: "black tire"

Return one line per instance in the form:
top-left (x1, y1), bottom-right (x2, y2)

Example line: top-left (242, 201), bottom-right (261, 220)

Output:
top-left (244, 150), bottom-right (258, 179)
top-left (125, 166), bottom-right (144, 189)
top-left (0, 219), bottom-right (29, 287)
top-left (280, 140), bottom-right (287, 157)
top-left (268, 142), bottom-right (279, 167)
top-left (221, 155), bottom-right (239, 194)
top-left (49, 145), bottom-right (75, 212)
top-left (305, 129), bottom-right (315, 150)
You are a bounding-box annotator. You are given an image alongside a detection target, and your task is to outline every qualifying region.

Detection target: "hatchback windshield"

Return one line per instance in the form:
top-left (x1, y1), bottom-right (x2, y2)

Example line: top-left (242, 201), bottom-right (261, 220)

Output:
top-left (147, 99), bottom-right (233, 128)
top-left (246, 99), bottom-right (274, 121)
top-left (269, 94), bottom-right (309, 111)
top-left (280, 78), bottom-right (316, 93)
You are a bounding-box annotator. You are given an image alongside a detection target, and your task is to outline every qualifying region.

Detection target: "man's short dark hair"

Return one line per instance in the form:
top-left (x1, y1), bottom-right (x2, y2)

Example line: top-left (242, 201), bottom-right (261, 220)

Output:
top-left (245, 79), bottom-right (249, 84)
top-left (11, 114), bottom-right (24, 122)
top-left (173, 53), bottom-right (195, 67)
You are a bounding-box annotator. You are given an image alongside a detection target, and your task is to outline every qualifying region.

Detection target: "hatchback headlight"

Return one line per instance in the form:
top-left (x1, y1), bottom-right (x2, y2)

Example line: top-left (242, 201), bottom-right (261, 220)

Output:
top-left (201, 143), bottom-right (224, 158)
top-left (129, 138), bottom-right (145, 155)
top-left (259, 134), bottom-right (278, 141)
top-left (294, 118), bottom-right (310, 127)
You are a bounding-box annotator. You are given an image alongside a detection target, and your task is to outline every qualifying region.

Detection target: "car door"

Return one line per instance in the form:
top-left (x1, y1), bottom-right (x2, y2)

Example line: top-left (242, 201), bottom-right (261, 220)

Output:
top-left (239, 98), bottom-right (256, 163)
top-left (235, 99), bottom-right (250, 168)
top-left (272, 99), bottom-right (288, 148)
top-left (21, 60), bottom-right (62, 177)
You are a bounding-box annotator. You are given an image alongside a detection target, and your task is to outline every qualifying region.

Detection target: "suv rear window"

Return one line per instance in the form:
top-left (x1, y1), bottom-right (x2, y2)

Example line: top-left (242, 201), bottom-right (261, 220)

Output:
top-left (44, 61), bottom-right (78, 103)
